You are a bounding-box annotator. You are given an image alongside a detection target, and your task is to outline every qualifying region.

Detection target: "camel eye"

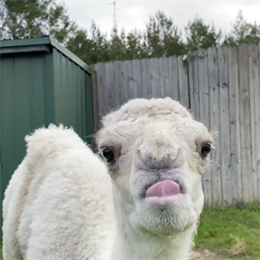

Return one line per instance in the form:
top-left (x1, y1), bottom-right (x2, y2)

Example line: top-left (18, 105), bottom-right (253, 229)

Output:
top-left (200, 144), bottom-right (211, 158)
top-left (102, 148), bottom-right (115, 163)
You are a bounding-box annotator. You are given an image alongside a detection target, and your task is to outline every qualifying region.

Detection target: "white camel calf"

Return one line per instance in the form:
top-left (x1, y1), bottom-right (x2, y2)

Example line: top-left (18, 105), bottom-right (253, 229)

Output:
top-left (2, 97), bottom-right (217, 260)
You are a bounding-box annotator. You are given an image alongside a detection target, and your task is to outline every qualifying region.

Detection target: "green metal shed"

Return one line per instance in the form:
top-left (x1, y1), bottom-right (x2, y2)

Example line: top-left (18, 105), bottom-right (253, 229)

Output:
top-left (0, 36), bottom-right (94, 240)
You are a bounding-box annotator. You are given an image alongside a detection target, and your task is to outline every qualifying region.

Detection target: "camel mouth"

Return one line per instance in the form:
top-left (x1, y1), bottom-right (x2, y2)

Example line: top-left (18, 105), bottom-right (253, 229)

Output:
top-left (145, 180), bottom-right (181, 198)
top-left (141, 179), bottom-right (188, 207)
top-left (141, 178), bottom-right (185, 199)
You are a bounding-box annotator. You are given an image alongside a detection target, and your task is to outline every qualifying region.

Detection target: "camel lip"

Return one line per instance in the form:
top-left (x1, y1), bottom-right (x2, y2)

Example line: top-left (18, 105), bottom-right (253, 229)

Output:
top-left (141, 178), bottom-right (185, 198)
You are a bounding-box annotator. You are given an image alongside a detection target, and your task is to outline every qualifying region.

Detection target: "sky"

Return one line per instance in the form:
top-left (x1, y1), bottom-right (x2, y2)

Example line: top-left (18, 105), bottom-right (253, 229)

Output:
top-left (60, 0), bottom-right (260, 36)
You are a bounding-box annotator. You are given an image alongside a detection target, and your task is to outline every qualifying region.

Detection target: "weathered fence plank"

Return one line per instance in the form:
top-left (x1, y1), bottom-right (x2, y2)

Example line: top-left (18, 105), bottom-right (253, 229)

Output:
top-left (114, 60), bottom-right (124, 108)
top-left (248, 43), bottom-right (260, 201)
top-left (123, 60), bottom-right (133, 103)
top-left (238, 44), bottom-right (253, 202)
top-left (188, 52), bottom-right (200, 119)
top-left (141, 58), bottom-right (151, 98)
top-left (168, 56), bottom-right (179, 101)
top-left (218, 46), bottom-right (232, 205)
top-left (95, 62), bottom-right (108, 117)
top-left (93, 43), bottom-right (260, 205)
top-left (131, 59), bottom-right (142, 99)
top-left (105, 62), bottom-right (116, 111)
top-left (208, 47), bottom-right (222, 206)
top-left (151, 58), bottom-right (160, 97)
top-left (228, 46), bottom-right (242, 204)
top-left (197, 49), bottom-right (211, 205)
top-left (159, 57), bottom-right (169, 98)
top-left (178, 56), bottom-right (189, 109)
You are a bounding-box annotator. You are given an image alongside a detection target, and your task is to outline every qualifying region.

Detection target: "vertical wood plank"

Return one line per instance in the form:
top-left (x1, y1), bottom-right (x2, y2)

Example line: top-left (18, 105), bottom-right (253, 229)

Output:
top-left (123, 60), bottom-right (133, 103)
top-left (141, 58), bottom-right (151, 99)
top-left (151, 58), bottom-right (160, 97)
top-left (238, 44), bottom-right (253, 202)
top-left (159, 57), bottom-right (170, 97)
top-left (197, 49), bottom-right (211, 205)
top-left (168, 56), bottom-right (179, 101)
top-left (198, 49), bottom-right (210, 127)
top-left (248, 43), bottom-right (260, 200)
top-left (132, 59), bottom-right (142, 98)
top-left (208, 47), bottom-right (222, 206)
top-left (188, 52), bottom-right (200, 119)
top-left (218, 46), bottom-right (232, 205)
top-left (178, 56), bottom-right (189, 109)
top-left (105, 61), bottom-right (116, 111)
top-left (187, 52), bottom-right (195, 113)
top-left (228, 46), bottom-right (242, 204)
top-left (95, 62), bottom-right (108, 118)
top-left (114, 60), bottom-right (124, 108)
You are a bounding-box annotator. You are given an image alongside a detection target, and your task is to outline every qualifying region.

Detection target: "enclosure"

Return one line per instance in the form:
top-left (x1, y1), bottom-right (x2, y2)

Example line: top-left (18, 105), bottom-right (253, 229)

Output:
top-left (0, 36), bottom-right (94, 239)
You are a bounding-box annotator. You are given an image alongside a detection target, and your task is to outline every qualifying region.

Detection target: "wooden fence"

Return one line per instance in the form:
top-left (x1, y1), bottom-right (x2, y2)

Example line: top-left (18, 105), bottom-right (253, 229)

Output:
top-left (91, 43), bottom-right (260, 206)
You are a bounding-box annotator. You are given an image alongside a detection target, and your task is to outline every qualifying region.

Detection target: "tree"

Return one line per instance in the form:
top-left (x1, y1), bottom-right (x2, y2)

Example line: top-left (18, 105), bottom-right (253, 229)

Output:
top-left (107, 28), bottom-right (127, 61)
top-left (185, 16), bottom-right (222, 51)
top-left (66, 21), bottom-right (110, 64)
top-left (223, 10), bottom-right (260, 46)
top-left (0, 0), bottom-right (77, 43)
top-left (127, 31), bottom-right (147, 59)
top-left (144, 10), bottom-right (185, 57)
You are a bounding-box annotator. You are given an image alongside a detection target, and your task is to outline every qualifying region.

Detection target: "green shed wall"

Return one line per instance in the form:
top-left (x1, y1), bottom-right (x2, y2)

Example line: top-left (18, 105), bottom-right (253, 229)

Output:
top-left (0, 52), bottom-right (55, 239)
top-left (52, 49), bottom-right (93, 145)
top-left (0, 38), bottom-right (93, 241)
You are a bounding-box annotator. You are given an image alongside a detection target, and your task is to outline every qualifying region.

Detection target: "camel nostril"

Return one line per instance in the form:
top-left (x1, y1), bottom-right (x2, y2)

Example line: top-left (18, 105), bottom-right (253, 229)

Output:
top-left (170, 146), bottom-right (181, 161)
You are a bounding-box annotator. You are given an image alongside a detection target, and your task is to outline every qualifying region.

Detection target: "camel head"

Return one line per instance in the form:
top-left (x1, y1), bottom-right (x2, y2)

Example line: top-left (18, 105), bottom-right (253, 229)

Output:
top-left (95, 97), bottom-right (216, 237)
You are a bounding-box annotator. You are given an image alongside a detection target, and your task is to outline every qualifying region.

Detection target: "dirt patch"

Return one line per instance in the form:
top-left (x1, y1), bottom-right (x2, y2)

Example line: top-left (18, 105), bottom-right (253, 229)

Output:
top-left (191, 249), bottom-right (253, 260)
top-left (192, 249), bottom-right (229, 260)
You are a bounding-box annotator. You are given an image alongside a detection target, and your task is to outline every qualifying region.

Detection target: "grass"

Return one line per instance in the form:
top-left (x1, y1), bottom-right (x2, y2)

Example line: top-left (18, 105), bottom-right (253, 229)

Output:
top-left (0, 203), bottom-right (259, 259)
top-left (195, 202), bottom-right (260, 259)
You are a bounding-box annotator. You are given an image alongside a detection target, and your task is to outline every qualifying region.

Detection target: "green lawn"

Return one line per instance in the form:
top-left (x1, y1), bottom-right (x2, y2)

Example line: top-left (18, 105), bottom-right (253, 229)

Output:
top-left (195, 202), bottom-right (260, 259)
top-left (0, 203), bottom-right (259, 259)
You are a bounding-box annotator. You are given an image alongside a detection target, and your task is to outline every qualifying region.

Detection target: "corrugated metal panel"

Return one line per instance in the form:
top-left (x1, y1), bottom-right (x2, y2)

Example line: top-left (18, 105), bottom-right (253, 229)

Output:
top-left (0, 36), bottom-right (94, 241)
top-left (0, 53), bottom-right (55, 239)
top-left (52, 48), bottom-right (93, 146)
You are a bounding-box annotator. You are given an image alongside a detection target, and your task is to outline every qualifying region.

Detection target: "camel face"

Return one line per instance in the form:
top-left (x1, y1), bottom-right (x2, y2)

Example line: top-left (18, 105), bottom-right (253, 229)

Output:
top-left (96, 98), bottom-right (216, 236)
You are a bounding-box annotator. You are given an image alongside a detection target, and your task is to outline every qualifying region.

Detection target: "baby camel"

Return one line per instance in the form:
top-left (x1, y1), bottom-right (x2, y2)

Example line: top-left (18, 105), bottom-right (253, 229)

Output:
top-left (2, 97), bottom-right (217, 260)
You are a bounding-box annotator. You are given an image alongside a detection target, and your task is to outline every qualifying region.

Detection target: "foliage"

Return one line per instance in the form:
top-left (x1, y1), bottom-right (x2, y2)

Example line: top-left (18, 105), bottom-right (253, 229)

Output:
top-left (185, 16), bottom-right (222, 51)
top-left (144, 10), bottom-right (186, 57)
top-left (223, 10), bottom-right (260, 46)
top-left (0, 0), bottom-right (77, 43)
top-left (66, 21), bottom-right (110, 64)
top-left (1, 2), bottom-right (260, 65)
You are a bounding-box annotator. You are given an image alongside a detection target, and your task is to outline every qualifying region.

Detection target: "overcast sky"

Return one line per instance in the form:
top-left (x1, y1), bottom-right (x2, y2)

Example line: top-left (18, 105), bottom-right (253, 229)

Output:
top-left (61, 0), bottom-right (260, 36)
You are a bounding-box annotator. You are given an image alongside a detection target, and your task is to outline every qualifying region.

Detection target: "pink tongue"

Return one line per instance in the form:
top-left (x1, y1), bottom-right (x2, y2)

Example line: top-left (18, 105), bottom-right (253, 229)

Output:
top-left (146, 180), bottom-right (181, 197)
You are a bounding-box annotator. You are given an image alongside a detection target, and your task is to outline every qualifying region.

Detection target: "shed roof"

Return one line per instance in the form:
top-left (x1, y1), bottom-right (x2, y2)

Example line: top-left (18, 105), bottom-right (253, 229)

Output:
top-left (0, 35), bottom-right (90, 73)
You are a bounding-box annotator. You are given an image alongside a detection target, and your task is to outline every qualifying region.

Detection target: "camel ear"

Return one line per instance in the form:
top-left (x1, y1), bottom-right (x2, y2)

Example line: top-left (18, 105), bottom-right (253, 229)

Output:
top-left (209, 130), bottom-right (219, 139)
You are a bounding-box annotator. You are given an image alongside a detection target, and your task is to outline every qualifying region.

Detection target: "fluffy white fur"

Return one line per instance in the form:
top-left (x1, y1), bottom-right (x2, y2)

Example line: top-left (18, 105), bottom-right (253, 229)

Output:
top-left (2, 97), bottom-right (217, 260)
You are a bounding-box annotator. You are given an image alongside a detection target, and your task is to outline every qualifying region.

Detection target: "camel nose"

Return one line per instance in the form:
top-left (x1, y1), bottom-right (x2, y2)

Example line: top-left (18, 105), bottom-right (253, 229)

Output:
top-left (136, 131), bottom-right (182, 170)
